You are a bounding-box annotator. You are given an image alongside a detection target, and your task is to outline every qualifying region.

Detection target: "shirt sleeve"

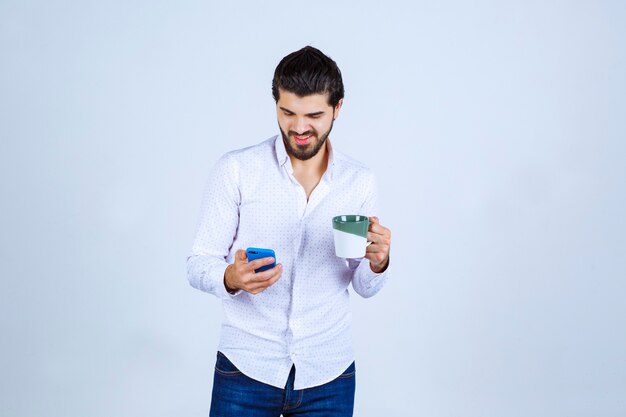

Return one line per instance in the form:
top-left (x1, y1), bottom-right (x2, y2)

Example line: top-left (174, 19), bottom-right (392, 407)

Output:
top-left (186, 153), bottom-right (243, 299)
top-left (349, 171), bottom-right (390, 298)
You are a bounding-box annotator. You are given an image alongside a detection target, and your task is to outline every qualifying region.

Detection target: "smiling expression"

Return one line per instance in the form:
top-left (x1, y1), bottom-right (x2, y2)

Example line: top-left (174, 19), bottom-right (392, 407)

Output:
top-left (277, 89), bottom-right (342, 161)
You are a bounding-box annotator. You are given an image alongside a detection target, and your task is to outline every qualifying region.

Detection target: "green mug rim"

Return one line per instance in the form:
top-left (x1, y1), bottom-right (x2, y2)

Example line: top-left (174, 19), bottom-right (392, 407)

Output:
top-left (332, 214), bottom-right (370, 237)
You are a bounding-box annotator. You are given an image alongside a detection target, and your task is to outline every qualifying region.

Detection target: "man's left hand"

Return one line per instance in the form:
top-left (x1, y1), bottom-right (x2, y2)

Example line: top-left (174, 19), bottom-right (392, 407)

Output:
top-left (365, 216), bottom-right (391, 273)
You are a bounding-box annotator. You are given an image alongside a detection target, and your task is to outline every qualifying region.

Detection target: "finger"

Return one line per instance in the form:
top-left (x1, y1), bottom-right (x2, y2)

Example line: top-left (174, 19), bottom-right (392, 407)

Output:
top-left (364, 246), bottom-right (389, 259)
top-left (365, 243), bottom-right (388, 254)
top-left (368, 216), bottom-right (379, 224)
top-left (368, 231), bottom-right (391, 247)
top-left (250, 263), bottom-right (282, 281)
top-left (235, 249), bottom-right (247, 263)
top-left (367, 231), bottom-right (385, 244)
top-left (250, 268), bottom-right (283, 290)
top-left (247, 267), bottom-right (283, 292)
top-left (246, 256), bottom-right (276, 273)
top-left (368, 222), bottom-right (388, 235)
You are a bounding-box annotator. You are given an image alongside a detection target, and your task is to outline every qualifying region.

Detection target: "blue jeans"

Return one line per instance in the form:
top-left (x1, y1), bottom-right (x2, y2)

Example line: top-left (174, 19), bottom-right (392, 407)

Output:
top-left (209, 351), bottom-right (356, 417)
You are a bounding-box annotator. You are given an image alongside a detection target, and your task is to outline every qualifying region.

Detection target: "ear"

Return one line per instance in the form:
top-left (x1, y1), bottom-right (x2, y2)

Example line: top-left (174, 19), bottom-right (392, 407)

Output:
top-left (333, 98), bottom-right (343, 120)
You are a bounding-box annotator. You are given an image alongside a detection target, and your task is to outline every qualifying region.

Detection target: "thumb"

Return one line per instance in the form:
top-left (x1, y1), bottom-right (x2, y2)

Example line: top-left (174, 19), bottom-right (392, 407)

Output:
top-left (236, 249), bottom-right (247, 262)
top-left (369, 216), bottom-right (379, 224)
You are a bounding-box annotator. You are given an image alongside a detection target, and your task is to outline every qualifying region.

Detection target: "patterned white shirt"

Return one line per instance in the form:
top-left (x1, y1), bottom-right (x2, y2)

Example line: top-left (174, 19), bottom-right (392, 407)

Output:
top-left (187, 135), bottom-right (390, 390)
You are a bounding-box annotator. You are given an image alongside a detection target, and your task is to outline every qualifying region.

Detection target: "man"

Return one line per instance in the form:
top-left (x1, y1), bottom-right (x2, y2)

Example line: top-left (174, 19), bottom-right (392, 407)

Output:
top-left (187, 46), bottom-right (392, 417)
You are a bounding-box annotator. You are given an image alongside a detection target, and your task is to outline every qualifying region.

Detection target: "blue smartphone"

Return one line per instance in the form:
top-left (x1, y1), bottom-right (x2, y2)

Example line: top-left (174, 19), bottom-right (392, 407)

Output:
top-left (246, 247), bottom-right (276, 273)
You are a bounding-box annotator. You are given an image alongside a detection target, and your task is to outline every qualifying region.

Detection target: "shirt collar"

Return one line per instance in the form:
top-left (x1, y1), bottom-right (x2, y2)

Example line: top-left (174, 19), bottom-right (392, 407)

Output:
top-left (274, 135), bottom-right (290, 167)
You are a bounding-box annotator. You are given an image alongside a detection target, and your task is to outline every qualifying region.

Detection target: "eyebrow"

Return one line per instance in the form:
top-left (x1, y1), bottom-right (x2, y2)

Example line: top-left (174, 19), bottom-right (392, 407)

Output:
top-left (279, 106), bottom-right (325, 117)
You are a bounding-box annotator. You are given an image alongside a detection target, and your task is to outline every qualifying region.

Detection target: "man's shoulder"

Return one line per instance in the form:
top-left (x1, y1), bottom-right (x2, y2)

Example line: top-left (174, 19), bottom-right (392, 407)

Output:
top-left (213, 135), bottom-right (277, 170)
top-left (221, 135), bottom-right (277, 162)
top-left (333, 147), bottom-right (374, 177)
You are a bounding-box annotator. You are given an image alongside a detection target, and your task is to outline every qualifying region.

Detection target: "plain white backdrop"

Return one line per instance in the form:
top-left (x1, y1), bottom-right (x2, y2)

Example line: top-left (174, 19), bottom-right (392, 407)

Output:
top-left (1, 1), bottom-right (625, 416)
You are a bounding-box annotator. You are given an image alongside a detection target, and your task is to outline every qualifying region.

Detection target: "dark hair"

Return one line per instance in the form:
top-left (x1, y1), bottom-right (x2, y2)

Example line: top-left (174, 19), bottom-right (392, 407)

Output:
top-left (272, 46), bottom-right (344, 107)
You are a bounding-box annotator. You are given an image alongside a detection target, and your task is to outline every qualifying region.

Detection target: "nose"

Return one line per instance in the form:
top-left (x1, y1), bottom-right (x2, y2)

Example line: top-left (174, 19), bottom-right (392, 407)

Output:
top-left (293, 117), bottom-right (310, 135)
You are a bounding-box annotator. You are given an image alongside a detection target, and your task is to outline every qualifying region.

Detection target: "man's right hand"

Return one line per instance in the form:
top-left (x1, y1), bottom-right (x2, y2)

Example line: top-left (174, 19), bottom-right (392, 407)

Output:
top-left (224, 249), bottom-right (283, 295)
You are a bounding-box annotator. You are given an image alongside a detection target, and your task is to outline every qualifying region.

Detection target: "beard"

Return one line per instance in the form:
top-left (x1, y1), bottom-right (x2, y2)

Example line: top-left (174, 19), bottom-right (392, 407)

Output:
top-left (279, 118), bottom-right (335, 161)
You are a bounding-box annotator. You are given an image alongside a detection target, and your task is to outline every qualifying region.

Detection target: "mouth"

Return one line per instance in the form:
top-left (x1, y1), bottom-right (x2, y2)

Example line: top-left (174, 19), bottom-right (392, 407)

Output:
top-left (293, 134), bottom-right (313, 145)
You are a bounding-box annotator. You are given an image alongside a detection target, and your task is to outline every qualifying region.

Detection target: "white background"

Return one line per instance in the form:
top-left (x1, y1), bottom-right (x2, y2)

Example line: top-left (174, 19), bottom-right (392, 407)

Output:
top-left (1, 1), bottom-right (625, 416)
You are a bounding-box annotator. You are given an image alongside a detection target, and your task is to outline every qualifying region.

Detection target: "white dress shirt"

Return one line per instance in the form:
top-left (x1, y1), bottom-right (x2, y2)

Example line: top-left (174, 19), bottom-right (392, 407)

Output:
top-left (187, 135), bottom-right (389, 390)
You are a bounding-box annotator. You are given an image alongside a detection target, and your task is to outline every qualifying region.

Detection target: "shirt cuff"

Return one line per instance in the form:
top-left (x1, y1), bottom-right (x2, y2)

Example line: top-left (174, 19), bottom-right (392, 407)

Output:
top-left (353, 257), bottom-right (390, 296)
top-left (363, 260), bottom-right (388, 288)
top-left (213, 262), bottom-right (243, 299)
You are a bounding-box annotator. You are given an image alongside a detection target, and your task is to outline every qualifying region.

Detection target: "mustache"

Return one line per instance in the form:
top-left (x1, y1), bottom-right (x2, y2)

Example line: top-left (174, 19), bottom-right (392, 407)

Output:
top-left (289, 131), bottom-right (316, 137)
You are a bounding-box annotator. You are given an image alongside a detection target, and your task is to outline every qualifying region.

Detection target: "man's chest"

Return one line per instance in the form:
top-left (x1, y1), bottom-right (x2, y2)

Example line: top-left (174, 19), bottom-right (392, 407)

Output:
top-left (237, 178), bottom-right (364, 244)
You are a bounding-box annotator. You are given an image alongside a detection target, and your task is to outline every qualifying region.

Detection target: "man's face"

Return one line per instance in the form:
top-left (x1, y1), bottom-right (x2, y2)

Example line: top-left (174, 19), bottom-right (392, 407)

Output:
top-left (276, 88), bottom-right (342, 161)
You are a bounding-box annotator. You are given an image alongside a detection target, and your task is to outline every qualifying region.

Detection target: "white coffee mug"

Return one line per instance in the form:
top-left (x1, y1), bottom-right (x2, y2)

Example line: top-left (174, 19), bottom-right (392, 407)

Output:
top-left (332, 214), bottom-right (371, 258)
